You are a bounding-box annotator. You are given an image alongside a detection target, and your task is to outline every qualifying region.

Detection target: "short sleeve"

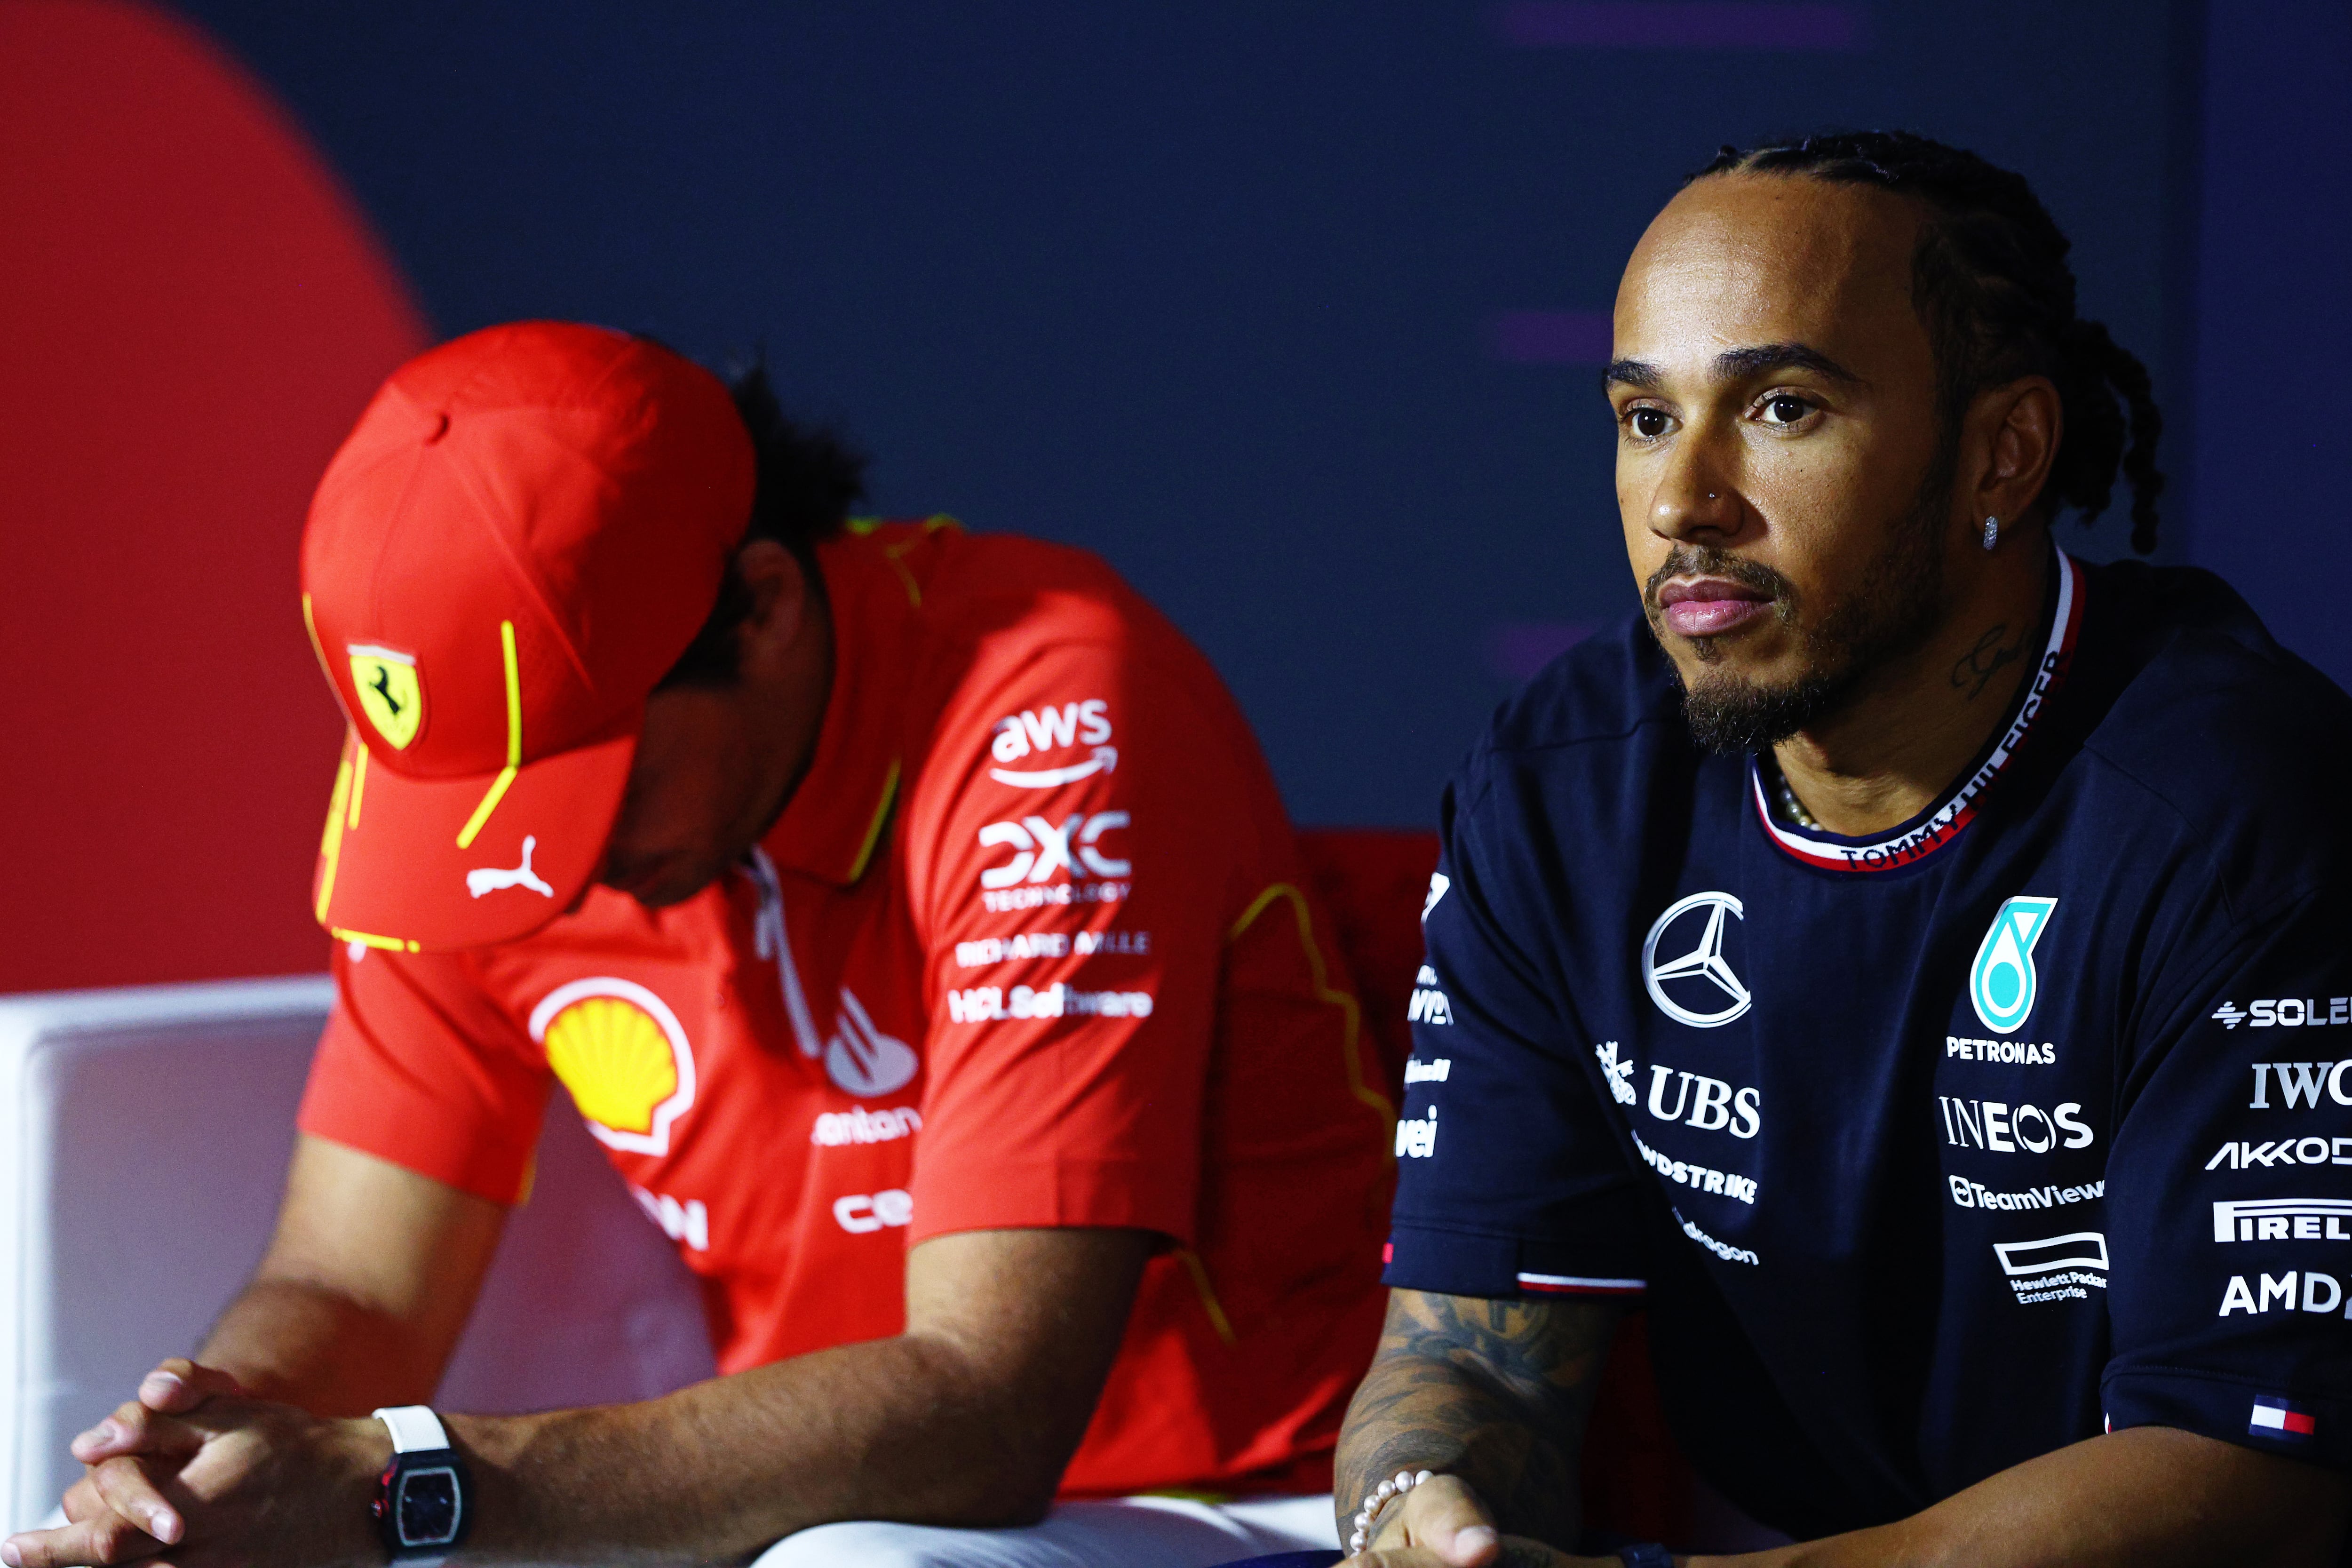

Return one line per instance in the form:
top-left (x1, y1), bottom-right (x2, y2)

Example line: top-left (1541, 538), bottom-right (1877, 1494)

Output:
top-left (2103, 883), bottom-right (2352, 1469)
top-left (902, 637), bottom-right (1242, 1247)
top-left (297, 942), bottom-right (552, 1205)
top-left (1382, 756), bottom-right (1651, 1301)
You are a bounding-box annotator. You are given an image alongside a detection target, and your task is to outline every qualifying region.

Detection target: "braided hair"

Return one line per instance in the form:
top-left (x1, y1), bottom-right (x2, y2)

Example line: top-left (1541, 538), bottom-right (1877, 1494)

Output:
top-left (1693, 131), bottom-right (2165, 554)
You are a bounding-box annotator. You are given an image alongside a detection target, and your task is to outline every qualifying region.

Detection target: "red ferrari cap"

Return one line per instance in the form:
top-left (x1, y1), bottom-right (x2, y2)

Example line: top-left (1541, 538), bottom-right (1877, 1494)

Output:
top-left (303, 321), bottom-right (754, 951)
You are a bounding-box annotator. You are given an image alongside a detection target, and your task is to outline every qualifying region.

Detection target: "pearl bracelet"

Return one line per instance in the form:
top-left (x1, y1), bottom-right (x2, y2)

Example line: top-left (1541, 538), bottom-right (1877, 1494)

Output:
top-left (1347, 1468), bottom-right (1436, 1554)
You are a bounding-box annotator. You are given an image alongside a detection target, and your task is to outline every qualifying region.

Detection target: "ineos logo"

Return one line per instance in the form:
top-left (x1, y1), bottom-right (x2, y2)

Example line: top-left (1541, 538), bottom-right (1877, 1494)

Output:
top-left (1642, 892), bottom-right (1751, 1028)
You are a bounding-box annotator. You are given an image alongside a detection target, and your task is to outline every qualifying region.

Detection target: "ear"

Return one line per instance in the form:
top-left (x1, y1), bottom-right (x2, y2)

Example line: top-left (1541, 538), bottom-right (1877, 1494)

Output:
top-left (1963, 375), bottom-right (2063, 533)
top-left (732, 539), bottom-right (816, 676)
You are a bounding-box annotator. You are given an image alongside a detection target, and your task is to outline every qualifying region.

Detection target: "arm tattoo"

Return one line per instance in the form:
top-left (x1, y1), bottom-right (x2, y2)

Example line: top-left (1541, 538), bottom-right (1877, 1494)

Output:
top-left (1950, 621), bottom-right (2027, 700)
top-left (1335, 1288), bottom-right (1623, 1550)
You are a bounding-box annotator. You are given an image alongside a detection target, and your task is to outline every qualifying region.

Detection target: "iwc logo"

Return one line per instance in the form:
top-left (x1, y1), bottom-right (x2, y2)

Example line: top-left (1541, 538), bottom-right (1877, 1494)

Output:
top-left (1970, 896), bottom-right (2058, 1035)
top-left (1642, 892), bottom-right (1751, 1028)
top-left (530, 978), bottom-right (697, 1155)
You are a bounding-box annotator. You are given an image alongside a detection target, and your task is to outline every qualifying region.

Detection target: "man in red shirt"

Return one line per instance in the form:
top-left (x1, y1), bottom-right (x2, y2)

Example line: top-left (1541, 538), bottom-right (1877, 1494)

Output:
top-left (8, 323), bottom-right (1391, 1568)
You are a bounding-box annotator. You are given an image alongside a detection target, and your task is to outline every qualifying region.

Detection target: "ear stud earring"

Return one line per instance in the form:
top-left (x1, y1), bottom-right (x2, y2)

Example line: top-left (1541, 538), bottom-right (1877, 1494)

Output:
top-left (1982, 515), bottom-right (2000, 551)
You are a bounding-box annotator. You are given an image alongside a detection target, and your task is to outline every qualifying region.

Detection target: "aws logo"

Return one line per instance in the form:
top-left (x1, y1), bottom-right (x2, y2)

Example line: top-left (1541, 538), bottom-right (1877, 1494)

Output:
top-left (989, 699), bottom-right (1116, 788)
top-left (530, 978), bottom-right (696, 1156)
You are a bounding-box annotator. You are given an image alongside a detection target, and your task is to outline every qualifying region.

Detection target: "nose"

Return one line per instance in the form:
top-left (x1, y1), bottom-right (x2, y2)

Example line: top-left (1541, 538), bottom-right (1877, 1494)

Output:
top-left (1645, 427), bottom-right (1746, 545)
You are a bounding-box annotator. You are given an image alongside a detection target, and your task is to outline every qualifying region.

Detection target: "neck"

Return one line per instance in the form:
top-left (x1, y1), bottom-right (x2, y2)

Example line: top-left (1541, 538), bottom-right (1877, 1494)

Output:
top-left (1773, 537), bottom-right (2050, 836)
top-left (747, 589), bottom-right (837, 843)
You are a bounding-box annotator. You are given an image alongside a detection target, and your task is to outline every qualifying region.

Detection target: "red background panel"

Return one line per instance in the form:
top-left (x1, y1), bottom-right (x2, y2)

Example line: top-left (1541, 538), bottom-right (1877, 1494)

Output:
top-left (0, 0), bottom-right (428, 991)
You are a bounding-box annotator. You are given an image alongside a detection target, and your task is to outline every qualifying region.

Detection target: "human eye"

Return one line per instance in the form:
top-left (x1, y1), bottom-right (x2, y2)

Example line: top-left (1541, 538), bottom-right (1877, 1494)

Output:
top-left (1620, 405), bottom-right (1676, 441)
top-left (1753, 391), bottom-right (1821, 430)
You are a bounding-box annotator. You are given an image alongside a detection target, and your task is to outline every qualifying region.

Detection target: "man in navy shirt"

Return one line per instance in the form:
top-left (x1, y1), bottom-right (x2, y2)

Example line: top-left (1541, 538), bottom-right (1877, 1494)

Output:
top-left (1337, 132), bottom-right (2352, 1567)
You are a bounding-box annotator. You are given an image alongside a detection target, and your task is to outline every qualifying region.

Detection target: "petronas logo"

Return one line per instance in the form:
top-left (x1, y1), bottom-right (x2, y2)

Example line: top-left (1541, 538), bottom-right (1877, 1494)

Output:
top-left (1970, 897), bottom-right (2058, 1035)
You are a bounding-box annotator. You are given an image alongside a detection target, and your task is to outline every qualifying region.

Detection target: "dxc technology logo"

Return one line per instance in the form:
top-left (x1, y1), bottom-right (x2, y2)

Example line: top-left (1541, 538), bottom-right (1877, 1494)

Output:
top-left (1643, 891), bottom-right (1751, 1028)
top-left (1970, 896), bottom-right (2057, 1035)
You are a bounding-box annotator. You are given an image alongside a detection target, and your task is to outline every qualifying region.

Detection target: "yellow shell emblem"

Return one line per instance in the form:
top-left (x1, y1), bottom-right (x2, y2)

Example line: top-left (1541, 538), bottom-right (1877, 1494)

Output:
top-left (347, 644), bottom-right (421, 749)
top-left (528, 978), bottom-right (697, 1155)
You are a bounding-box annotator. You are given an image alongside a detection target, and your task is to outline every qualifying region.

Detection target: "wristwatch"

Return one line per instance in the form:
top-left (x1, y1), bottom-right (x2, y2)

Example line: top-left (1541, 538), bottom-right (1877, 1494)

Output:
top-left (1618, 1546), bottom-right (1675, 1568)
top-left (370, 1406), bottom-right (472, 1562)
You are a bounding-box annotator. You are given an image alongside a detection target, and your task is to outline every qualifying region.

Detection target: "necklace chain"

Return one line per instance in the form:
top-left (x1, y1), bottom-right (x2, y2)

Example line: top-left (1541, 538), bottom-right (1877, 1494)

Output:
top-left (1767, 758), bottom-right (1823, 831)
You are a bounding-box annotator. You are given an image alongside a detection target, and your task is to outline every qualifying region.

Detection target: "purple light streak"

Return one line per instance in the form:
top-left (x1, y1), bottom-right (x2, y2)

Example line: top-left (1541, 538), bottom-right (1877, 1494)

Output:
top-left (1487, 309), bottom-right (1613, 365)
top-left (1496, 2), bottom-right (1870, 52)
top-left (1486, 622), bottom-right (1597, 681)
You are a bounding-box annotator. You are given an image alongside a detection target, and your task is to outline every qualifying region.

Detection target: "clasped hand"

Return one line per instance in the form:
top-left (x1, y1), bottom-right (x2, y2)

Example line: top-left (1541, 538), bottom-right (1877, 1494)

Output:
top-left (1, 1359), bottom-right (385, 1568)
top-left (1344, 1474), bottom-right (1637, 1568)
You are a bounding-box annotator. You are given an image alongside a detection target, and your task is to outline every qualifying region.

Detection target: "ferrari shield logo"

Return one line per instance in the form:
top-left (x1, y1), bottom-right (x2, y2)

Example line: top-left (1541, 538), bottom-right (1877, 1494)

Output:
top-left (348, 645), bottom-right (421, 749)
top-left (1969, 895), bottom-right (2057, 1035)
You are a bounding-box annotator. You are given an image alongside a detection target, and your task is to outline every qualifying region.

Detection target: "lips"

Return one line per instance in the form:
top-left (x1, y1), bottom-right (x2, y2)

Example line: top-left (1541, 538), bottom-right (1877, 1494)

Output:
top-left (1657, 577), bottom-right (1773, 638)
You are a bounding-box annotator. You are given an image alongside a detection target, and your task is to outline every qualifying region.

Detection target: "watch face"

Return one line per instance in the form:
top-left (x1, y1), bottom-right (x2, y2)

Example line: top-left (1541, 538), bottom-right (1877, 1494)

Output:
top-left (395, 1466), bottom-right (462, 1547)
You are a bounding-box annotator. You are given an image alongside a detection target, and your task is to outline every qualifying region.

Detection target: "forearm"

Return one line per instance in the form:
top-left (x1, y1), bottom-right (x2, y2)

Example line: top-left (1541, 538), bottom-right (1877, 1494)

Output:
top-left (1336, 1290), bottom-right (1622, 1549)
top-left (448, 1329), bottom-right (1067, 1563)
top-left (198, 1277), bottom-right (446, 1417)
top-left (1693, 1428), bottom-right (2349, 1568)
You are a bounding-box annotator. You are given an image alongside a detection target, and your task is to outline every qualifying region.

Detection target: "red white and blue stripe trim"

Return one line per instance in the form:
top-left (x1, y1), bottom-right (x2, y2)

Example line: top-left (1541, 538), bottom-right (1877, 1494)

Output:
top-left (1516, 1271), bottom-right (1646, 1296)
top-left (1750, 548), bottom-right (2086, 875)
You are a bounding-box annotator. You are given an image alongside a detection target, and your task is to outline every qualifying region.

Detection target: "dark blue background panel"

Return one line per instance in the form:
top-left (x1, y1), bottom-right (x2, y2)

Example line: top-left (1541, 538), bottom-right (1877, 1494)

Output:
top-left (175, 1), bottom-right (2194, 824)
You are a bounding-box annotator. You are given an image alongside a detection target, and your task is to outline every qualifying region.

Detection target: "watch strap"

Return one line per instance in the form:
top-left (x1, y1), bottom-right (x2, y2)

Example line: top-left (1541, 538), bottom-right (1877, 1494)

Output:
top-left (373, 1406), bottom-right (452, 1454)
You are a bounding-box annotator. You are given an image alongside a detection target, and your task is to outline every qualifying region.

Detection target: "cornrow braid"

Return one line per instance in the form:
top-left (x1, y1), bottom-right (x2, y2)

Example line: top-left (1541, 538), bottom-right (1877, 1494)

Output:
top-left (1692, 131), bottom-right (2165, 554)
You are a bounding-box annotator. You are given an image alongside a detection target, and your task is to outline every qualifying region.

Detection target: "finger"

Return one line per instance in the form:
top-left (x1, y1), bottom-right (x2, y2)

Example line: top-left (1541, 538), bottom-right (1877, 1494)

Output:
top-left (135, 1361), bottom-right (239, 1415)
top-left (61, 1476), bottom-right (105, 1525)
top-left (1396, 1476), bottom-right (1501, 1567)
top-left (2, 1510), bottom-right (166, 1568)
top-left (86, 1459), bottom-right (185, 1547)
top-left (72, 1408), bottom-right (206, 1466)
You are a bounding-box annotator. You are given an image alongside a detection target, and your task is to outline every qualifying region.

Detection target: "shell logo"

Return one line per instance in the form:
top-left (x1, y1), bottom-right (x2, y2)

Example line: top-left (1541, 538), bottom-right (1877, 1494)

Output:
top-left (528, 977), bottom-right (697, 1155)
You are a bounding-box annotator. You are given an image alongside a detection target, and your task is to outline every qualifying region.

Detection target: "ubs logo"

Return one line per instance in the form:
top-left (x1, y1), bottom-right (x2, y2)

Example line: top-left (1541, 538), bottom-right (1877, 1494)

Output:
top-left (1643, 892), bottom-right (1751, 1028)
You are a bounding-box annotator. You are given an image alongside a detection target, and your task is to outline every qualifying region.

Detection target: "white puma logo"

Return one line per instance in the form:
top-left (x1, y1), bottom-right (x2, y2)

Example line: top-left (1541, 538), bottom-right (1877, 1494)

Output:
top-left (468, 835), bottom-right (555, 899)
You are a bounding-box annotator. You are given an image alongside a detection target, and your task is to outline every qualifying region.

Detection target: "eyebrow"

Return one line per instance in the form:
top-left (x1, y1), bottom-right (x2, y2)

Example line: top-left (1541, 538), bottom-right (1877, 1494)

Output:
top-left (1602, 342), bottom-right (1862, 397)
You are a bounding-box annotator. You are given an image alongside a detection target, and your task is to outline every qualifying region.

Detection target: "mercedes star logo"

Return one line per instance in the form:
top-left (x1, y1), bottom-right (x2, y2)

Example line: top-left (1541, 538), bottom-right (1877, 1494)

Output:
top-left (1642, 891), bottom-right (1751, 1028)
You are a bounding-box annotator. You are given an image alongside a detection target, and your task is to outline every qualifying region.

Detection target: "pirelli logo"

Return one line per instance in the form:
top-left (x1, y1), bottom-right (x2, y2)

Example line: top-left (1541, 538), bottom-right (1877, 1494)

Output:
top-left (2215, 1199), bottom-right (2352, 1243)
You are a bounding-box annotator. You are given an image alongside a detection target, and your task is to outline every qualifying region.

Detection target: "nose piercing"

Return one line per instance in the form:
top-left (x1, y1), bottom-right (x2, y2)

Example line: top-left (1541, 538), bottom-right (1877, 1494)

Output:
top-left (1982, 515), bottom-right (2000, 551)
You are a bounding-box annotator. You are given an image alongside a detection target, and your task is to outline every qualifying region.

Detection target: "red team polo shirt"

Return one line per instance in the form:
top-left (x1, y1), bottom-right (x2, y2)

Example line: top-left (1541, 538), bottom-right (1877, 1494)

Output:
top-left (299, 520), bottom-right (1394, 1496)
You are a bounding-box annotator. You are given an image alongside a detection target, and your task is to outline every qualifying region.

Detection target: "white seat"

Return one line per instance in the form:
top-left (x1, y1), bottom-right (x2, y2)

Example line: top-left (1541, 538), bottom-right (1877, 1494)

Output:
top-left (0, 976), bottom-right (715, 1532)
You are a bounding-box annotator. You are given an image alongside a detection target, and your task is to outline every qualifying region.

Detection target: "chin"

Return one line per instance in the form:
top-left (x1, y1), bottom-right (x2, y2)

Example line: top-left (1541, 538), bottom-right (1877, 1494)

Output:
top-left (1677, 662), bottom-right (1852, 756)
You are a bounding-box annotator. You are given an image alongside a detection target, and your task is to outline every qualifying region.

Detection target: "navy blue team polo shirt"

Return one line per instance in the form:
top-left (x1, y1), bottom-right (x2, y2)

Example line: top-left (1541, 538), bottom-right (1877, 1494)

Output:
top-left (1386, 548), bottom-right (2352, 1540)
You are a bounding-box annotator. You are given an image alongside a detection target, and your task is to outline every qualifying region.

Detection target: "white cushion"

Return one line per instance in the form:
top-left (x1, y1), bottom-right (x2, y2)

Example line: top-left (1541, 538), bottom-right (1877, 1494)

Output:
top-left (0, 977), bottom-right (714, 1531)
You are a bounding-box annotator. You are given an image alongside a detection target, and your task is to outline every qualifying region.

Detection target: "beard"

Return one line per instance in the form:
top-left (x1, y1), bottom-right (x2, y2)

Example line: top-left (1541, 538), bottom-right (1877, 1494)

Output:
top-left (1647, 447), bottom-right (1957, 756)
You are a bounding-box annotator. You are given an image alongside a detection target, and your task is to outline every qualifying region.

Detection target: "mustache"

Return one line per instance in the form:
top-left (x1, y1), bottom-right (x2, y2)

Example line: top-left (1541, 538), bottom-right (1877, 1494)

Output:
top-left (1641, 546), bottom-right (1795, 616)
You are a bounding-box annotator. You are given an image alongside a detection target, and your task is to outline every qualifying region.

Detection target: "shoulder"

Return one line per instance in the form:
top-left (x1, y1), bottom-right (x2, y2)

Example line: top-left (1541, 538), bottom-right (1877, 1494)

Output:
top-left (1453, 612), bottom-right (1692, 808)
top-left (2073, 559), bottom-right (2352, 905)
top-left (914, 526), bottom-right (1167, 651)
